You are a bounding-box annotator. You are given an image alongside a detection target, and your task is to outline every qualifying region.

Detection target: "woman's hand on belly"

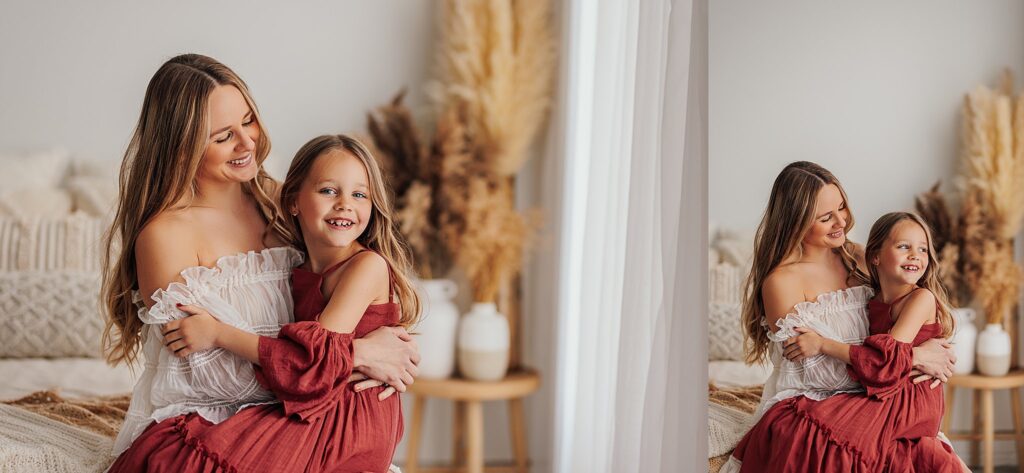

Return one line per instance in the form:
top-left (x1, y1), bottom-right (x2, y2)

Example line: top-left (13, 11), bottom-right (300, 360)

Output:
top-left (911, 338), bottom-right (956, 383)
top-left (347, 371), bottom-right (398, 400)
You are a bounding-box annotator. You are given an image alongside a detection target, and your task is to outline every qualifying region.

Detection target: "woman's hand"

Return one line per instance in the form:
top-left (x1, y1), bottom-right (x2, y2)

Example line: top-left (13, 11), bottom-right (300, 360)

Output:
top-left (346, 371), bottom-right (398, 400)
top-left (783, 327), bottom-right (824, 362)
top-left (911, 338), bottom-right (956, 383)
top-left (908, 369), bottom-right (943, 389)
top-left (162, 304), bottom-right (223, 358)
top-left (353, 326), bottom-right (420, 392)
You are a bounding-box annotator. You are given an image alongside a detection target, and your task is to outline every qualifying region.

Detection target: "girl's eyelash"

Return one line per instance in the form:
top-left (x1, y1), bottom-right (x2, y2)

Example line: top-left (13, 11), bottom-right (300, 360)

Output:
top-left (216, 132), bottom-right (232, 144)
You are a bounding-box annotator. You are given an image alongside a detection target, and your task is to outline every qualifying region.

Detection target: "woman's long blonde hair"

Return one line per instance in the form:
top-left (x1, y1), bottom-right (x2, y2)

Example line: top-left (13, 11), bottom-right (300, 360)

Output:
top-left (102, 54), bottom-right (285, 367)
top-left (278, 134), bottom-right (422, 328)
top-left (742, 161), bottom-right (868, 364)
top-left (864, 212), bottom-right (955, 338)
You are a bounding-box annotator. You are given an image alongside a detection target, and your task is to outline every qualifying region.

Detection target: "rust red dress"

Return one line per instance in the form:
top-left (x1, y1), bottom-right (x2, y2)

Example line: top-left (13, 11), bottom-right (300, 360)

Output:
top-left (726, 291), bottom-right (962, 472)
top-left (109, 254), bottom-right (403, 473)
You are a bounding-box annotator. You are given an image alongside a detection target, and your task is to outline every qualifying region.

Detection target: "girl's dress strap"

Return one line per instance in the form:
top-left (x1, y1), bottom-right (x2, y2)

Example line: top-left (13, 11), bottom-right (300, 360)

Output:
top-left (890, 287), bottom-right (922, 308)
top-left (320, 249), bottom-right (371, 278)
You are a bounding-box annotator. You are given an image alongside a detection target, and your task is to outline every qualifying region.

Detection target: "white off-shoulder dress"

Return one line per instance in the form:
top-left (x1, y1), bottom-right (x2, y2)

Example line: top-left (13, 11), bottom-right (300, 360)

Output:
top-left (752, 285), bottom-right (873, 420)
top-left (112, 247), bottom-right (303, 455)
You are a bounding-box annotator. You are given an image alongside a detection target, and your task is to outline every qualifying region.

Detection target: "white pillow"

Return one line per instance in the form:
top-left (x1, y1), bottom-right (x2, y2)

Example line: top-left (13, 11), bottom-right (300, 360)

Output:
top-left (0, 270), bottom-right (105, 358)
top-left (0, 188), bottom-right (73, 217)
top-left (708, 302), bottom-right (745, 361)
top-left (67, 160), bottom-right (119, 218)
top-left (67, 176), bottom-right (118, 218)
top-left (0, 148), bottom-right (70, 191)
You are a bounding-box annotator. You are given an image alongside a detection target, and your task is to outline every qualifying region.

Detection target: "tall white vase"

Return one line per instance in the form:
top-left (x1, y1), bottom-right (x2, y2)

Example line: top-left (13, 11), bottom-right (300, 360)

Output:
top-left (977, 323), bottom-right (1012, 376)
top-left (457, 302), bottom-right (510, 381)
top-left (414, 279), bottom-right (460, 379)
top-left (950, 308), bottom-right (977, 375)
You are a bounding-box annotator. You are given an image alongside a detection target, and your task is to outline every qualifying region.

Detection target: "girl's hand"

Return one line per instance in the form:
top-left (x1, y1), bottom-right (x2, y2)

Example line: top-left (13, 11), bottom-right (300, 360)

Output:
top-left (783, 327), bottom-right (824, 362)
top-left (162, 304), bottom-right (222, 358)
top-left (346, 371), bottom-right (398, 400)
top-left (908, 369), bottom-right (943, 389)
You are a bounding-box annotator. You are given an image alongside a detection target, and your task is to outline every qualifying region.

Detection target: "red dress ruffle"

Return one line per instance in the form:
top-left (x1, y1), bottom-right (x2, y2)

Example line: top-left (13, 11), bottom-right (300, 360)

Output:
top-left (729, 297), bottom-right (962, 472)
top-left (109, 263), bottom-right (402, 473)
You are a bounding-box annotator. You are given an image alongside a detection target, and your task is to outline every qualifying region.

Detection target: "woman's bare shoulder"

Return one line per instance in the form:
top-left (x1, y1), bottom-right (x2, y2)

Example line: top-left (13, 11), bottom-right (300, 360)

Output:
top-left (762, 266), bottom-right (806, 329)
top-left (135, 210), bottom-right (201, 305)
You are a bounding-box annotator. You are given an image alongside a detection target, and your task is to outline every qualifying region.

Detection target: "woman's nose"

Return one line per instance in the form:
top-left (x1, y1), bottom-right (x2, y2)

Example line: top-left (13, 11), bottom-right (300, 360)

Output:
top-left (238, 130), bottom-right (256, 152)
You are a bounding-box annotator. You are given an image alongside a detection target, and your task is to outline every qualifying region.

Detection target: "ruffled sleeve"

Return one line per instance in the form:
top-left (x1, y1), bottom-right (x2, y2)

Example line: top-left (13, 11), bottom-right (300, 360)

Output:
top-left (847, 333), bottom-right (914, 400)
top-left (255, 321), bottom-right (355, 422)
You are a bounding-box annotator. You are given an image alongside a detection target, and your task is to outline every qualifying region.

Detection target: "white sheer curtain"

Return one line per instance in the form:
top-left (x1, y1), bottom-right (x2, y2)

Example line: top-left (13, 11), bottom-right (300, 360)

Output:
top-left (552, 0), bottom-right (707, 471)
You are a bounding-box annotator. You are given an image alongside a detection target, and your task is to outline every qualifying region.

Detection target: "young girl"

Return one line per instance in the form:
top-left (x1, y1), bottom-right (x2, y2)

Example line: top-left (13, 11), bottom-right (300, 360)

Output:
top-left (110, 134), bottom-right (420, 473)
top-left (856, 211), bottom-right (956, 445)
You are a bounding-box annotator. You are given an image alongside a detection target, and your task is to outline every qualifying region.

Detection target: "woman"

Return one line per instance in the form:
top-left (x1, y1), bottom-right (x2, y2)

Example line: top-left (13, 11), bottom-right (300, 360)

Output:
top-left (721, 161), bottom-right (963, 472)
top-left (102, 54), bottom-right (419, 467)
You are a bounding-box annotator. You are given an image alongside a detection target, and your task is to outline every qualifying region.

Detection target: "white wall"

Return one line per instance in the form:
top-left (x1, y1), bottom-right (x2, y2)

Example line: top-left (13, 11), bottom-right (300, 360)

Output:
top-left (711, 1), bottom-right (1024, 465)
top-left (0, 1), bottom-right (557, 469)
top-left (0, 0), bottom-right (434, 180)
top-left (710, 0), bottom-right (1024, 240)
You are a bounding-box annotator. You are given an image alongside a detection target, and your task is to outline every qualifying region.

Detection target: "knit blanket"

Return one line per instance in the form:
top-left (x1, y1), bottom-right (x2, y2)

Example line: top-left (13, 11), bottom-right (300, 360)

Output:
top-left (0, 390), bottom-right (129, 472)
top-left (708, 384), bottom-right (762, 473)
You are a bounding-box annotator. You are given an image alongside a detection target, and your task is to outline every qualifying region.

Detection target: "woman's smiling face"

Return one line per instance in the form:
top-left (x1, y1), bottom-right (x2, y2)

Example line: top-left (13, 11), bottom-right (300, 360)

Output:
top-left (802, 184), bottom-right (849, 249)
top-left (197, 85), bottom-right (260, 185)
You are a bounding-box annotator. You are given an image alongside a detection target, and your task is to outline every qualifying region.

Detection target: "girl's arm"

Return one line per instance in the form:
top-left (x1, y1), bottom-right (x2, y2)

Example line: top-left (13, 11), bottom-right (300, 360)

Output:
top-left (888, 289), bottom-right (936, 343)
top-left (317, 252), bottom-right (389, 334)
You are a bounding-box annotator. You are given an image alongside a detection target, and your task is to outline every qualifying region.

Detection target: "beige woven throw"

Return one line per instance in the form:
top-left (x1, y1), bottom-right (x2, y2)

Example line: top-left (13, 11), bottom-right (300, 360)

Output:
top-left (3, 390), bottom-right (130, 438)
top-left (0, 390), bottom-right (129, 472)
top-left (708, 384), bottom-right (762, 473)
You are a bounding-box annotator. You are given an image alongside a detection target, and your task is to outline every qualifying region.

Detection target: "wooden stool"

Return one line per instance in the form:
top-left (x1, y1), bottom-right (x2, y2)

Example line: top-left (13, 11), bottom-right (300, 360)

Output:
top-left (403, 369), bottom-right (541, 473)
top-left (942, 370), bottom-right (1024, 473)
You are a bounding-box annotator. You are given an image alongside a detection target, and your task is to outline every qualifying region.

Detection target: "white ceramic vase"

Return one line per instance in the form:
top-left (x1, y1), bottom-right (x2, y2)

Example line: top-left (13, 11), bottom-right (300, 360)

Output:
top-left (950, 308), bottom-right (977, 375)
top-left (457, 302), bottom-right (510, 381)
top-left (977, 323), bottom-right (1012, 376)
top-left (414, 279), bottom-right (460, 379)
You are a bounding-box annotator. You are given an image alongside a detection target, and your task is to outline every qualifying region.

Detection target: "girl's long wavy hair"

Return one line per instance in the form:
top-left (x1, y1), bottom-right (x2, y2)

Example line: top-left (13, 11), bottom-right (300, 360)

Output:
top-left (742, 161), bottom-right (868, 364)
top-left (864, 212), bottom-right (955, 338)
top-left (277, 134), bottom-right (422, 328)
top-left (102, 54), bottom-right (286, 367)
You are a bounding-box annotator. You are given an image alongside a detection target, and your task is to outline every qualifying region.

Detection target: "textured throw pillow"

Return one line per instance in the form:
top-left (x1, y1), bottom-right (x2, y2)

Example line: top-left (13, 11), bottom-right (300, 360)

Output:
top-left (0, 271), bottom-right (105, 357)
top-left (708, 302), bottom-right (744, 361)
top-left (0, 215), bottom-right (106, 272)
top-left (0, 215), bottom-right (107, 358)
top-left (709, 263), bottom-right (745, 304)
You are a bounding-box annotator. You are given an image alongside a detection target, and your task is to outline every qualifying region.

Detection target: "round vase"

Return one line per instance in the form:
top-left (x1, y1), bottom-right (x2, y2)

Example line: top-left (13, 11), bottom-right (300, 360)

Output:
top-left (414, 279), bottom-right (460, 379)
top-left (977, 323), bottom-right (1012, 377)
top-left (950, 308), bottom-right (977, 375)
top-left (457, 302), bottom-right (510, 381)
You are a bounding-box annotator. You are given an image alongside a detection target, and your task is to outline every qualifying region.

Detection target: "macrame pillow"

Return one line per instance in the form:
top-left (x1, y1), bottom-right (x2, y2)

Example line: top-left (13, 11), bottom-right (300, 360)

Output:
top-left (709, 302), bottom-right (744, 361)
top-left (0, 215), bottom-right (107, 358)
top-left (0, 271), bottom-right (104, 357)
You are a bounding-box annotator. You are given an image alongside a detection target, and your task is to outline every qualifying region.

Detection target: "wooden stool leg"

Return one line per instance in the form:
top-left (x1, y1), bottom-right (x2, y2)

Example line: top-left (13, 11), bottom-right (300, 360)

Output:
top-left (405, 395), bottom-right (426, 473)
top-left (453, 400), bottom-right (465, 467)
top-left (1011, 388), bottom-right (1024, 473)
top-left (973, 389), bottom-right (982, 467)
top-left (942, 385), bottom-right (955, 434)
top-left (983, 389), bottom-right (994, 473)
top-left (466, 401), bottom-right (484, 473)
top-left (509, 399), bottom-right (528, 472)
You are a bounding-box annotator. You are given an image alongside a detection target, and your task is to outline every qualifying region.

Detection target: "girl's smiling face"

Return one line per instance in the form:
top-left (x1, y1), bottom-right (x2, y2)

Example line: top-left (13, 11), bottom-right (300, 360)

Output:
top-left (291, 149), bottom-right (373, 251)
top-left (873, 219), bottom-right (929, 286)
